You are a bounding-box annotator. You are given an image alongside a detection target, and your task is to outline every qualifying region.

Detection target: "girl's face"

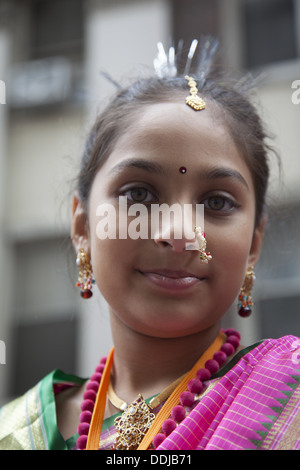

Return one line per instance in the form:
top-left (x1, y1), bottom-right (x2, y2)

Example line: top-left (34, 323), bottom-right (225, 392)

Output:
top-left (72, 102), bottom-right (265, 339)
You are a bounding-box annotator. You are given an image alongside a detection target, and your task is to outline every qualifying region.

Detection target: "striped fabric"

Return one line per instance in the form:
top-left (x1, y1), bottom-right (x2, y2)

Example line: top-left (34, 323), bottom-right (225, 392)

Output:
top-left (0, 383), bottom-right (49, 450)
top-left (0, 370), bottom-right (84, 450)
top-left (0, 335), bottom-right (299, 450)
top-left (157, 335), bottom-right (300, 450)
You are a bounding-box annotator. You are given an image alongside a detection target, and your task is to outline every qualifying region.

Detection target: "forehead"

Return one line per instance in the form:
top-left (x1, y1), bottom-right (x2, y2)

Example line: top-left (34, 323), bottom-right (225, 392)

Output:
top-left (118, 101), bottom-right (224, 148)
top-left (101, 101), bottom-right (248, 174)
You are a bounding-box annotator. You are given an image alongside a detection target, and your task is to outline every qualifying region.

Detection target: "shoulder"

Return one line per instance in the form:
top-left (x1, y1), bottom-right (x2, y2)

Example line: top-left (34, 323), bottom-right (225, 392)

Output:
top-left (256, 334), bottom-right (300, 360)
top-left (0, 375), bottom-right (49, 450)
top-left (0, 370), bottom-right (86, 450)
top-left (235, 334), bottom-right (300, 385)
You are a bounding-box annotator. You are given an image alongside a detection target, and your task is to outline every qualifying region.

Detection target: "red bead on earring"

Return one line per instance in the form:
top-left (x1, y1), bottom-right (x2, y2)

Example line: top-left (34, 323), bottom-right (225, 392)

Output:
top-left (238, 266), bottom-right (255, 317)
top-left (76, 249), bottom-right (94, 299)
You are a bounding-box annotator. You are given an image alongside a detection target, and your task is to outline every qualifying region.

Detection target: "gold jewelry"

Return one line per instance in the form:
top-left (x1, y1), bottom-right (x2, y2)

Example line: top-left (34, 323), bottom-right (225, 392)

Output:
top-left (238, 266), bottom-right (255, 317)
top-left (185, 75), bottom-right (206, 111)
top-left (108, 381), bottom-right (128, 411)
top-left (108, 373), bottom-right (186, 411)
top-left (76, 248), bottom-right (94, 298)
top-left (194, 226), bottom-right (212, 263)
top-left (85, 333), bottom-right (225, 450)
top-left (108, 373), bottom-right (186, 450)
top-left (114, 396), bottom-right (156, 450)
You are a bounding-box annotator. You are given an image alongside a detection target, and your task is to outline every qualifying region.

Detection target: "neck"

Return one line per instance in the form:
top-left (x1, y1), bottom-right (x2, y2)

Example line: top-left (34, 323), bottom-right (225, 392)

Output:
top-left (108, 314), bottom-right (221, 405)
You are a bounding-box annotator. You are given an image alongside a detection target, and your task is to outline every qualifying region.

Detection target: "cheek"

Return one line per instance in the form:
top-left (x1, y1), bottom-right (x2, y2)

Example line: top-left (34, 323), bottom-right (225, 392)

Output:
top-left (91, 239), bottom-right (120, 275)
top-left (90, 239), bottom-right (126, 311)
top-left (211, 224), bottom-right (254, 295)
top-left (89, 236), bottom-right (137, 292)
top-left (217, 229), bottom-right (252, 262)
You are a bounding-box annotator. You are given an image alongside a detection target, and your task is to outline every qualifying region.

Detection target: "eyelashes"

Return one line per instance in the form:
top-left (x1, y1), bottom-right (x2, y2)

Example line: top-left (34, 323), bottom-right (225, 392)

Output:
top-left (203, 195), bottom-right (239, 213)
top-left (120, 186), bottom-right (239, 214)
top-left (121, 187), bottom-right (158, 204)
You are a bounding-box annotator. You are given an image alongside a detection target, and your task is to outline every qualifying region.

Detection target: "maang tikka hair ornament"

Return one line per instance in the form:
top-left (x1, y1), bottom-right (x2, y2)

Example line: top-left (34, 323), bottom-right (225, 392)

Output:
top-left (194, 226), bottom-right (212, 263)
top-left (238, 266), bottom-right (255, 317)
top-left (76, 248), bottom-right (94, 299)
top-left (153, 37), bottom-right (218, 102)
top-left (185, 75), bottom-right (206, 111)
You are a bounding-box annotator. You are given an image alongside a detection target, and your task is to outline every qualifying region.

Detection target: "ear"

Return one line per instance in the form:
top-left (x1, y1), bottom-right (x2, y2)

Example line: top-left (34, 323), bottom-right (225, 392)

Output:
top-left (248, 214), bottom-right (267, 266)
top-left (71, 192), bottom-right (90, 254)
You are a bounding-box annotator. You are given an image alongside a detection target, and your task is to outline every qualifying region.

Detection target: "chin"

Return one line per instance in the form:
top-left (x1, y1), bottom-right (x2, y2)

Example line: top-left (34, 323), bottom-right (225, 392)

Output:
top-left (137, 317), bottom-right (214, 340)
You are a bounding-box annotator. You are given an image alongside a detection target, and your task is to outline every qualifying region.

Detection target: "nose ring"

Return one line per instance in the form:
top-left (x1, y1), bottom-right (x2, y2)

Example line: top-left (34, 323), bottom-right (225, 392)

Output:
top-left (194, 226), bottom-right (212, 263)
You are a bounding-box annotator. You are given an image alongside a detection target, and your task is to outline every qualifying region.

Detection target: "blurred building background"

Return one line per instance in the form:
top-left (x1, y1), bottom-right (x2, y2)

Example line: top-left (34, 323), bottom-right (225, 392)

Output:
top-left (0, 0), bottom-right (299, 404)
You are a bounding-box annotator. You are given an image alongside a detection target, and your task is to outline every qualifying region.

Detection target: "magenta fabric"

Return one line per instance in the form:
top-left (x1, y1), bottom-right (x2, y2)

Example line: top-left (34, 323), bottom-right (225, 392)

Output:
top-left (157, 335), bottom-right (300, 450)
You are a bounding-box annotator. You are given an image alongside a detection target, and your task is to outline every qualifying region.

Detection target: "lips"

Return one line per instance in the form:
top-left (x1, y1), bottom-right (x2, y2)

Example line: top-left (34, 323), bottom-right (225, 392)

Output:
top-left (139, 268), bottom-right (205, 291)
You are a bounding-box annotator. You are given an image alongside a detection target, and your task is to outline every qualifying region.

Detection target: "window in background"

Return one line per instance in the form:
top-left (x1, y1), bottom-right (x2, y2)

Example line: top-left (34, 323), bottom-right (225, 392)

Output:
top-left (242, 0), bottom-right (299, 68)
top-left (29, 0), bottom-right (84, 60)
top-left (172, 0), bottom-right (221, 53)
top-left (11, 317), bottom-right (78, 397)
top-left (9, 236), bottom-right (79, 398)
top-left (259, 295), bottom-right (300, 339)
top-left (255, 203), bottom-right (300, 339)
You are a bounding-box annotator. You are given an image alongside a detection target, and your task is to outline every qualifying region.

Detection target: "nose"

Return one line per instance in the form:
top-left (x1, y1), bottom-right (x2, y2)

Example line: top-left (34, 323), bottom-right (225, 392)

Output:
top-left (152, 204), bottom-right (196, 253)
top-left (154, 229), bottom-right (190, 253)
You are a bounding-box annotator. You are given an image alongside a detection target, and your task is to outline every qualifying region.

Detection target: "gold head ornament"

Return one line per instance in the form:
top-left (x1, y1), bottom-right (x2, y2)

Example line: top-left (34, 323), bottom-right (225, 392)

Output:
top-left (185, 75), bottom-right (206, 111)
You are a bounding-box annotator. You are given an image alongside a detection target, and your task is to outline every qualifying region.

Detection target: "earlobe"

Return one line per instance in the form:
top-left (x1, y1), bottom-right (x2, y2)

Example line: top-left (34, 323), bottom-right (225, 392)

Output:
top-left (248, 215), bottom-right (267, 266)
top-left (71, 193), bottom-right (90, 254)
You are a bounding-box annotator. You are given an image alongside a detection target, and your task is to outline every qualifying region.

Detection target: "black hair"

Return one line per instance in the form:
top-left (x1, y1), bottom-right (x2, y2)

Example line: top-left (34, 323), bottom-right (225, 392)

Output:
top-left (77, 69), bottom-right (277, 226)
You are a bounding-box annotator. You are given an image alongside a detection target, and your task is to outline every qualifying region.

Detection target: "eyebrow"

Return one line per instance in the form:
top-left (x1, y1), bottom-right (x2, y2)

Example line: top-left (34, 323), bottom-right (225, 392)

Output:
top-left (108, 158), bottom-right (249, 190)
top-left (200, 167), bottom-right (250, 190)
top-left (108, 158), bottom-right (167, 177)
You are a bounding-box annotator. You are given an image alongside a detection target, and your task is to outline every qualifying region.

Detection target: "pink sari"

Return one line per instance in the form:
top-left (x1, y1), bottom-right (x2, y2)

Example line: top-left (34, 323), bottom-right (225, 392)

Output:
top-left (156, 335), bottom-right (300, 450)
top-left (0, 335), bottom-right (299, 450)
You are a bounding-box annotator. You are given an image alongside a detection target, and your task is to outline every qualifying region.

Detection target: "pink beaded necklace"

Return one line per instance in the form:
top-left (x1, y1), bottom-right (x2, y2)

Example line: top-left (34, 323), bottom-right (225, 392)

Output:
top-left (76, 329), bottom-right (240, 450)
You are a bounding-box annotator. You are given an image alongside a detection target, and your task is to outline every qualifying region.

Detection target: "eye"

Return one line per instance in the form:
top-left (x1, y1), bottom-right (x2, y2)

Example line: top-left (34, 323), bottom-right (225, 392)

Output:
top-left (121, 187), bottom-right (157, 204)
top-left (203, 195), bottom-right (238, 213)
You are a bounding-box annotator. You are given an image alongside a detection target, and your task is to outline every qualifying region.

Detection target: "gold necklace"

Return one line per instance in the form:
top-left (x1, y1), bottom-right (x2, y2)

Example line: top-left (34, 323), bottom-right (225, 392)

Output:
top-left (86, 332), bottom-right (226, 450)
top-left (107, 375), bottom-right (186, 450)
top-left (108, 373), bottom-right (186, 410)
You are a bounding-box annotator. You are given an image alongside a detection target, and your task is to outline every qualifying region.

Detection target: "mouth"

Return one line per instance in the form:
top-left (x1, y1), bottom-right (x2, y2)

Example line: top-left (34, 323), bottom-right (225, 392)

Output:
top-left (139, 268), bottom-right (206, 292)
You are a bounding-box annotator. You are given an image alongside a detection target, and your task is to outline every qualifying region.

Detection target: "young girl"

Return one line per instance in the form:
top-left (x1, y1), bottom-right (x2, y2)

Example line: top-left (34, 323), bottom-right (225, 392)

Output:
top-left (1, 39), bottom-right (299, 451)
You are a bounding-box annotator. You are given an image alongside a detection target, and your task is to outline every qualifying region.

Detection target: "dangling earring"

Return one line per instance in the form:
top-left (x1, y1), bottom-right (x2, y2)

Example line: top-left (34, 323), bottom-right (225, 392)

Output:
top-left (76, 248), bottom-right (94, 299)
top-left (238, 266), bottom-right (255, 317)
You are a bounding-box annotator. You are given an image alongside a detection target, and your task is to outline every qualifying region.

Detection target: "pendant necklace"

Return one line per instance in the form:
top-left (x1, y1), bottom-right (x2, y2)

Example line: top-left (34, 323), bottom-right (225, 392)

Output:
top-left (76, 329), bottom-right (241, 450)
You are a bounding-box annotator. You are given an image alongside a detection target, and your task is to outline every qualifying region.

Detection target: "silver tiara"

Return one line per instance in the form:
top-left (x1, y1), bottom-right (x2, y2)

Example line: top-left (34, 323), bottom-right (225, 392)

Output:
top-left (153, 37), bottom-right (219, 87)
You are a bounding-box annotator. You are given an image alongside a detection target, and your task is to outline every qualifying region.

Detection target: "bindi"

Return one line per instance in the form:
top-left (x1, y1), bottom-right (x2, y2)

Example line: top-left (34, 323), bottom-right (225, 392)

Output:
top-left (179, 166), bottom-right (187, 174)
